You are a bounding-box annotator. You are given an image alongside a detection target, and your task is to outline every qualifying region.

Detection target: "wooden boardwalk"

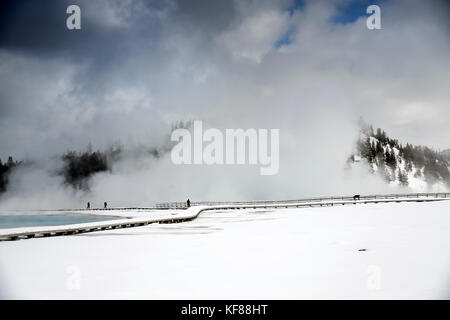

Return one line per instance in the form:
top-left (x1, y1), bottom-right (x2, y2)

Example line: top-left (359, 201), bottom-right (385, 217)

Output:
top-left (1, 193), bottom-right (449, 241)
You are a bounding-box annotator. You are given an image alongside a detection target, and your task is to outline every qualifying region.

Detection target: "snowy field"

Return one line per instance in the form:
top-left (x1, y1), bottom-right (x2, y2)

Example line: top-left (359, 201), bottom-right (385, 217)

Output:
top-left (1, 200), bottom-right (450, 299)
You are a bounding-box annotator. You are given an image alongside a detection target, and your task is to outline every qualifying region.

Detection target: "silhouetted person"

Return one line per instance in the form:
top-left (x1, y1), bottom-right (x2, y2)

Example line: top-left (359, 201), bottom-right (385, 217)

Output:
top-left (87, 202), bottom-right (90, 209)
top-left (353, 195), bottom-right (360, 201)
top-left (186, 199), bottom-right (191, 208)
top-left (104, 201), bottom-right (107, 209)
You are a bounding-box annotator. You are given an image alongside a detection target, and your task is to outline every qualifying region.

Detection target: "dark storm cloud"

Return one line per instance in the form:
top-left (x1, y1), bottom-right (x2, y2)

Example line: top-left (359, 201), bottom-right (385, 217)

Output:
top-left (0, 0), bottom-right (250, 102)
top-left (0, 1), bottom-right (70, 53)
top-left (0, 0), bottom-right (100, 58)
top-left (174, 0), bottom-right (237, 34)
top-left (3, 1), bottom-right (168, 105)
top-left (0, 0), bottom-right (237, 59)
top-left (0, 0), bottom-right (176, 91)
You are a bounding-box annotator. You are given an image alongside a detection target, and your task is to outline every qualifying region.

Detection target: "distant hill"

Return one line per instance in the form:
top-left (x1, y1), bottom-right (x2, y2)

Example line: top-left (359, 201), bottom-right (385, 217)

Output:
top-left (347, 120), bottom-right (450, 191)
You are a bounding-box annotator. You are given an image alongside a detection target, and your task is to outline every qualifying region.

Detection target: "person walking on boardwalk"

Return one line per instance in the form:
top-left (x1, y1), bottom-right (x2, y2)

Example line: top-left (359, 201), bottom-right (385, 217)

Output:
top-left (186, 199), bottom-right (191, 208)
top-left (104, 201), bottom-right (107, 209)
top-left (87, 202), bottom-right (90, 209)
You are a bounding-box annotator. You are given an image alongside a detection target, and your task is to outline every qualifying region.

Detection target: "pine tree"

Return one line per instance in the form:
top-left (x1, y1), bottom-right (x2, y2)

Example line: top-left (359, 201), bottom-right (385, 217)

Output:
top-left (357, 137), bottom-right (374, 163)
top-left (382, 167), bottom-right (392, 182)
top-left (398, 170), bottom-right (409, 186)
top-left (385, 149), bottom-right (397, 171)
top-left (414, 168), bottom-right (422, 178)
top-left (375, 140), bottom-right (383, 155)
top-left (6, 156), bottom-right (14, 168)
top-left (0, 159), bottom-right (5, 193)
top-left (405, 160), bottom-right (413, 172)
top-left (0, 157), bottom-right (21, 193)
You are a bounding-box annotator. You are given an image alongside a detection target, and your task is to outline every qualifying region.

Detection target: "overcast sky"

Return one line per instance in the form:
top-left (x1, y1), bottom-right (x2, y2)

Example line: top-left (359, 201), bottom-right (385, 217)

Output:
top-left (0, 0), bottom-right (449, 206)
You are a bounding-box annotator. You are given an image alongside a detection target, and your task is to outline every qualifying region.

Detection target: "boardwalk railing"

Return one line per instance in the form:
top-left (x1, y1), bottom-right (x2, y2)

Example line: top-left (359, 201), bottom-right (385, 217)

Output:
top-left (156, 192), bottom-right (450, 209)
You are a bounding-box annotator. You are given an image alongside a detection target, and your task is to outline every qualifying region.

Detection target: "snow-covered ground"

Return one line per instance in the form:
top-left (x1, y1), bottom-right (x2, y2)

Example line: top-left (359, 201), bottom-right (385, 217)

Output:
top-left (1, 200), bottom-right (450, 299)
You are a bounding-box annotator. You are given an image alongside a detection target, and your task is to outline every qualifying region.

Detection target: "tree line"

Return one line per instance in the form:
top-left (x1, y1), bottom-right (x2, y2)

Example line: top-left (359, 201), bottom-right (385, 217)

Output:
top-left (0, 122), bottom-right (193, 195)
top-left (0, 151), bottom-right (111, 194)
top-left (0, 144), bottom-right (168, 194)
top-left (0, 157), bottom-right (22, 193)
